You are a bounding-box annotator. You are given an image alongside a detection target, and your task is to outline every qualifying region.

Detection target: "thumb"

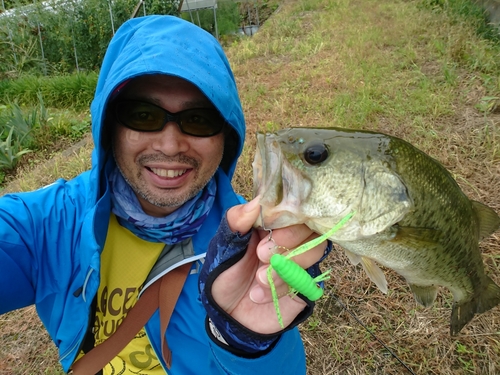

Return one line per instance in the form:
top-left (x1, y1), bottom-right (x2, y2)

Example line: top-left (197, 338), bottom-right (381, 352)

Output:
top-left (226, 196), bottom-right (261, 234)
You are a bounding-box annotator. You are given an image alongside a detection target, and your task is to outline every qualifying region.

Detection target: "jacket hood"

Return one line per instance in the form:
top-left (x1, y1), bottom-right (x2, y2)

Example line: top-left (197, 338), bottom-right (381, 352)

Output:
top-left (89, 15), bottom-right (245, 201)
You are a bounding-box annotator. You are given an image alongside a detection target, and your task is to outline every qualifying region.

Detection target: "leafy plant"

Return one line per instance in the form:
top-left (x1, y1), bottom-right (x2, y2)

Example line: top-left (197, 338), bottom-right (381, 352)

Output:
top-left (1, 0), bottom-right (182, 75)
top-left (0, 126), bottom-right (31, 170)
top-left (0, 20), bottom-right (46, 78)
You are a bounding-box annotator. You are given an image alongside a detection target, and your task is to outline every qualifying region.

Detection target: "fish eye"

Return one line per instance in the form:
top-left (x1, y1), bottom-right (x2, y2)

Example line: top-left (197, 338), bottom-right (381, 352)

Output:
top-left (303, 144), bottom-right (329, 165)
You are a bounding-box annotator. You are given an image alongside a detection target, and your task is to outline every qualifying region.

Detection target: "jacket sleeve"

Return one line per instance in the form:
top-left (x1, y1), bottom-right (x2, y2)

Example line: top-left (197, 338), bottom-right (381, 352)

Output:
top-left (0, 193), bottom-right (42, 313)
top-left (0, 235), bottom-right (36, 312)
top-left (208, 328), bottom-right (306, 374)
top-left (0, 179), bottom-right (84, 314)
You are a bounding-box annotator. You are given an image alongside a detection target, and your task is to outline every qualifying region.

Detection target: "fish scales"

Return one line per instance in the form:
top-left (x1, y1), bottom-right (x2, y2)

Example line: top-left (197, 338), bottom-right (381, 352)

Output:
top-left (253, 127), bottom-right (500, 335)
top-left (386, 137), bottom-right (481, 291)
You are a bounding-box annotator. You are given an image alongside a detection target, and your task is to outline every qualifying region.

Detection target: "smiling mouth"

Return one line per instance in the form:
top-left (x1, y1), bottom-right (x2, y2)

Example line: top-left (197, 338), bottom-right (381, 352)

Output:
top-left (149, 167), bottom-right (188, 178)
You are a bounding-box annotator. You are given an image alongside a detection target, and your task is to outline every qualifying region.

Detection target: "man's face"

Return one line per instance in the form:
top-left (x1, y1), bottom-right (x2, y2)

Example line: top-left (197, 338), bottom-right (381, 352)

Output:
top-left (112, 75), bottom-right (225, 217)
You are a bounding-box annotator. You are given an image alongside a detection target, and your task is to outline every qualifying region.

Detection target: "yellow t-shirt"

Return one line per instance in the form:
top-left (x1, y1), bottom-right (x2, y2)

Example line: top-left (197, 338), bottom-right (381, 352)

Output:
top-left (94, 214), bottom-right (166, 374)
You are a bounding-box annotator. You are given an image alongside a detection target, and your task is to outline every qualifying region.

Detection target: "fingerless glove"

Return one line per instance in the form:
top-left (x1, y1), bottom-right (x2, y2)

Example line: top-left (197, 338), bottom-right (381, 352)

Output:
top-left (199, 213), bottom-right (332, 357)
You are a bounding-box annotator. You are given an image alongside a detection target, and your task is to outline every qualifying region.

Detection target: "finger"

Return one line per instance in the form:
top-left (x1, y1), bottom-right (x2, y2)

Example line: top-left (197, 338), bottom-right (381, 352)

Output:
top-left (257, 229), bottom-right (328, 267)
top-left (255, 225), bottom-right (313, 263)
top-left (249, 265), bottom-right (298, 304)
top-left (252, 233), bottom-right (328, 303)
top-left (250, 265), bottom-right (310, 306)
top-left (287, 232), bottom-right (328, 269)
top-left (249, 283), bottom-right (303, 305)
top-left (212, 231), bottom-right (261, 312)
top-left (258, 224), bottom-right (316, 251)
top-left (252, 258), bottom-right (309, 298)
top-left (226, 196), bottom-right (261, 234)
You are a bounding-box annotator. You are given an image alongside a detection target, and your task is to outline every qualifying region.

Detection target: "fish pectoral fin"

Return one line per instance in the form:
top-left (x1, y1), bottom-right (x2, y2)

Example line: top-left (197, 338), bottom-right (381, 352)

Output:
top-left (409, 284), bottom-right (438, 307)
top-left (450, 276), bottom-right (500, 335)
top-left (343, 251), bottom-right (388, 294)
top-left (344, 249), bottom-right (362, 265)
top-left (472, 201), bottom-right (500, 240)
top-left (392, 226), bottom-right (440, 246)
top-left (360, 257), bottom-right (388, 294)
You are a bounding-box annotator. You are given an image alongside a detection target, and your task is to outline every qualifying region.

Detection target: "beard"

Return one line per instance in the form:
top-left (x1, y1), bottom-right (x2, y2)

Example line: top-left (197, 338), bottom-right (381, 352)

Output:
top-left (117, 153), bottom-right (221, 210)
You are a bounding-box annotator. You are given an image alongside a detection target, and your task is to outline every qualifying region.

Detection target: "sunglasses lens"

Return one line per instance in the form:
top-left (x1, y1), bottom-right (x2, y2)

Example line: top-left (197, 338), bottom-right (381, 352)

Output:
top-left (116, 101), bottom-right (165, 131)
top-left (115, 101), bottom-right (225, 137)
top-left (178, 109), bottom-right (224, 136)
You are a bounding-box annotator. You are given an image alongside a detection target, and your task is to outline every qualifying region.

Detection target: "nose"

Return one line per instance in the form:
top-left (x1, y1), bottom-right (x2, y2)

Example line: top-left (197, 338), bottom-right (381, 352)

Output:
top-left (150, 120), bottom-right (189, 155)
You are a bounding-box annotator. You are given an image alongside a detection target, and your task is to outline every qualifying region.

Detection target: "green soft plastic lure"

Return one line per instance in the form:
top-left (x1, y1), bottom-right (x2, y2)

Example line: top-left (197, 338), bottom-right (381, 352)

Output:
top-left (267, 211), bottom-right (354, 328)
top-left (271, 254), bottom-right (325, 301)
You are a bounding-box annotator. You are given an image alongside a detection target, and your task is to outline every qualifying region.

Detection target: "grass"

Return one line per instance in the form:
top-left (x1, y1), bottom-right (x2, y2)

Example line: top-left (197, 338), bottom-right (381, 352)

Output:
top-left (0, 79), bottom-right (92, 185)
top-left (0, 73), bottom-right (97, 111)
top-left (1, 0), bottom-right (500, 373)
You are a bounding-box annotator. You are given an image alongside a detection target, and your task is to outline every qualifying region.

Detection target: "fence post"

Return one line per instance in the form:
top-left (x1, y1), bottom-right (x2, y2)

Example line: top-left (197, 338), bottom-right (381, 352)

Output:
top-left (108, 0), bottom-right (115, 35)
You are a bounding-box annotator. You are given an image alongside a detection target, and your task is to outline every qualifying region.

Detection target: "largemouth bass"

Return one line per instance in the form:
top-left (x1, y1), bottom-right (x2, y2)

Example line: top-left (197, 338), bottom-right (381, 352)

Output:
top-left (253, 127), bottom-right (500, 335)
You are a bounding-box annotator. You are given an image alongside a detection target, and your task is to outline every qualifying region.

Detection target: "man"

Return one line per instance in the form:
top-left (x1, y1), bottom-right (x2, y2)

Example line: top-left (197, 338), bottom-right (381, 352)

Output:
top-left (0, 15), bottom-right (328, 374)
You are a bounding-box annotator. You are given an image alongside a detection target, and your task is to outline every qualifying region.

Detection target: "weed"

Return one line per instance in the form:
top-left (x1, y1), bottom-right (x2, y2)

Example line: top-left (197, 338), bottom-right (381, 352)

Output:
top-left (306, 316), bottom-right (321, 330)
top-left (476, 95), bottom-right (500, 113)
top-left (0, 72), bottom-right (97, 110)
top-left (0, 126), bottom-right (32, 170)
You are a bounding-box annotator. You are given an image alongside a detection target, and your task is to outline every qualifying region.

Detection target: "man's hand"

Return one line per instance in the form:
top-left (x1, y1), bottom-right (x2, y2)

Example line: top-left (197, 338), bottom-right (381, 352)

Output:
top-left (210, 197), bottom-right (328, 334)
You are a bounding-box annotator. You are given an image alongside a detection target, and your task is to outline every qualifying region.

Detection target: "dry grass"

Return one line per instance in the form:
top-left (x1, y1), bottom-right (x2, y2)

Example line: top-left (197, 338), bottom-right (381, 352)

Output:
top-left (0, 308), bottom-right (62, 375)
top-left (1, 0), bottom-right (500, 373)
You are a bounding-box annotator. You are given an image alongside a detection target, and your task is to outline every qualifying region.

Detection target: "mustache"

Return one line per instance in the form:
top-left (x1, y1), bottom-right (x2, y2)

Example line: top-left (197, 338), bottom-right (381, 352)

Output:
top-left (137, 153), bottom-right (199, 168)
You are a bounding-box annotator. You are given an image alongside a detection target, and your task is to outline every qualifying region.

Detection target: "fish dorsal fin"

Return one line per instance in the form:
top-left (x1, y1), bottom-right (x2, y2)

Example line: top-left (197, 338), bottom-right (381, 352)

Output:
top-left (472, 201), bottom-right (500, 240)
top-left (409, 284), bottom-right (438, 307)
top-left (360, 257), bottom-right (388, 294)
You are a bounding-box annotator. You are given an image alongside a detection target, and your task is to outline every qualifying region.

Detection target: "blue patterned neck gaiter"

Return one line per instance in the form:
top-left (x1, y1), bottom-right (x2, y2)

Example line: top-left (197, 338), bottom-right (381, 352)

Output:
top-left (109, 168), bottom-right (216, 244)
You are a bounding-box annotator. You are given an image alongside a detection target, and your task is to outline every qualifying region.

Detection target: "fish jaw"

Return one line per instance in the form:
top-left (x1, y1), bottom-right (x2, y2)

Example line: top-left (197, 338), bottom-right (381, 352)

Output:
top-left (253, 132), bottom-right (313, 228)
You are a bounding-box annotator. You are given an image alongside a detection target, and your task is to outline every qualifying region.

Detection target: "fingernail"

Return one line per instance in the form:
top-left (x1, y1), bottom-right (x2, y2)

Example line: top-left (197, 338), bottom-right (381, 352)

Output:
top-left (244, 195), bottom-right (261, 213)
top-left (258, 269), bottom-right (269, 285)
top-left (249, 286), bottom-right (265, 303)
top-left (262, 240), bottom-right (276, 254)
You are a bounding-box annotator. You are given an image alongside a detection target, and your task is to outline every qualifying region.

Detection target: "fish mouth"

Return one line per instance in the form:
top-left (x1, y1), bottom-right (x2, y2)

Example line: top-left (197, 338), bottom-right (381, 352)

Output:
top-left (252, 131), bottom-right (311, 229)
top-left (253, 132), bottom-right (282, 228)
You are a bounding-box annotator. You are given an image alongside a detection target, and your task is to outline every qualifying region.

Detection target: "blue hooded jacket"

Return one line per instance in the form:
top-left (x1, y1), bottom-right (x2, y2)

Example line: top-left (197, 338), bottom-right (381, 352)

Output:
top-left (0, 15), bottom-right (306, 373)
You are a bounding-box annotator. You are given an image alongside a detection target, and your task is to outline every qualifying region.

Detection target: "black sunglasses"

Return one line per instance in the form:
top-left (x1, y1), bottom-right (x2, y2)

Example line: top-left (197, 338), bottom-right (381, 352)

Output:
top-left (114, 100), bottom-right (226, 137)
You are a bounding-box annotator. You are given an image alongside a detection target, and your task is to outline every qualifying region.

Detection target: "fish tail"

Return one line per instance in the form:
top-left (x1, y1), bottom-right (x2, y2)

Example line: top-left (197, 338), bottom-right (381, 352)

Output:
top-left (450, 276), bottom-right (500, 335)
